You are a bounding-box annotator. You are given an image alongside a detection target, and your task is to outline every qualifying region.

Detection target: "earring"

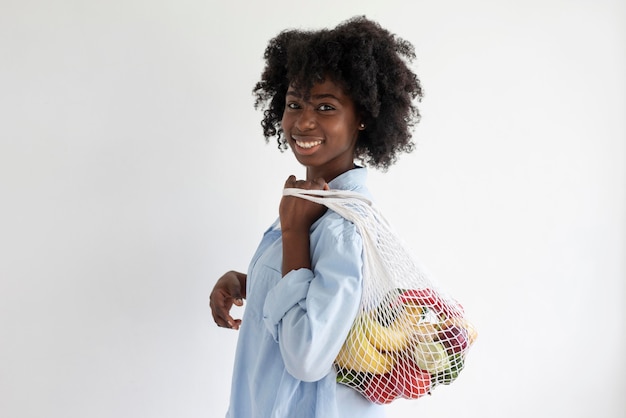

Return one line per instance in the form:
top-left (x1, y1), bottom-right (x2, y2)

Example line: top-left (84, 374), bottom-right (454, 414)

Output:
top-left (359, 123), bottom-right (365, 129)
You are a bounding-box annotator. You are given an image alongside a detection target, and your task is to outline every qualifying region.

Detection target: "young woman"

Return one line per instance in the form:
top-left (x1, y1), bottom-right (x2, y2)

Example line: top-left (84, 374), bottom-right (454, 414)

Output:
top-left (209, 16), bottom-right (423, 418)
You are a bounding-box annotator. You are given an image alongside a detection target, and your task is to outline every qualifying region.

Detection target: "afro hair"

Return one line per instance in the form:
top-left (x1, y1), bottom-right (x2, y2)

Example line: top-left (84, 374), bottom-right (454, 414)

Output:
top-left (253, 16), bottom-right (423, 170)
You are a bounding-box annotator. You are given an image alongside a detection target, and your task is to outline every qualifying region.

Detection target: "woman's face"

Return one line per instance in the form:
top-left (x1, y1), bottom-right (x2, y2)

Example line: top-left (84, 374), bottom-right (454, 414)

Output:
top-left (281, 78), bottom-right (363, 182)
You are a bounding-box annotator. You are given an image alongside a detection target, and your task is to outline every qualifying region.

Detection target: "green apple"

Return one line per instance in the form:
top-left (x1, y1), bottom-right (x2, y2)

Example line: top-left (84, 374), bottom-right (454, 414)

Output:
top-left (411, 341), bottom-right (450, 374)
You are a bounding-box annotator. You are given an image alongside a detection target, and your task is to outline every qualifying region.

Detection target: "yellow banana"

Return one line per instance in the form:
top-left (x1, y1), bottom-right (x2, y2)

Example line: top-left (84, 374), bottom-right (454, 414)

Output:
top-left (362, 313), bottom-right (410, 352)
top-left (335, 318), bottom-right (395, 374)
top-left (404, 305), bottom-right (427, 319)
top-left (393, 311), bottom-right (439, 343)
top-left (411, 322), bottom-right (440, 343)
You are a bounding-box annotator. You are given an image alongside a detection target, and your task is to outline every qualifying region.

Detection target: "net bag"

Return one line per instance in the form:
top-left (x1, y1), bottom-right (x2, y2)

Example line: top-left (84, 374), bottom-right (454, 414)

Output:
top-left (283, 188), bottom-right (477, 404)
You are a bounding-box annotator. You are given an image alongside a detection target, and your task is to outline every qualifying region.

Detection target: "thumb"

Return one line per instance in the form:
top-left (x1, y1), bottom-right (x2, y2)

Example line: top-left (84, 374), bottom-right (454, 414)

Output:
top-left (313, 177), bottom-right (328, 190)
top-left (227, 279), bottom-right (244, 306)
top-left (284, 174), bottom-right (296, 188)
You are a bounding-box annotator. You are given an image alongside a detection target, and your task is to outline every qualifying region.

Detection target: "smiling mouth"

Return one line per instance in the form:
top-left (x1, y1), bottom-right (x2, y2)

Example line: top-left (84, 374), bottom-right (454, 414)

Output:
top-left (295, 139), bottom-right (323, 149)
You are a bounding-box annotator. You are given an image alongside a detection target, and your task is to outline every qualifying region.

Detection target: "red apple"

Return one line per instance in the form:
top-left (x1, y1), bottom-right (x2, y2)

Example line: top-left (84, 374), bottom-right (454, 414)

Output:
top-left (438, 325), bottom-right (469, 354)
top-left (362, 373), bottom-right (399, 404)
top-left (391, 355), bottom-right (431, 399)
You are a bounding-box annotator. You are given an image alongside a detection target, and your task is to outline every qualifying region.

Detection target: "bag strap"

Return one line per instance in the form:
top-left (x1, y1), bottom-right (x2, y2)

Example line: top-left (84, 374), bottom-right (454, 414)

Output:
top-left (282, 188), bottom-right (373, 206)
top-left (282, 188), bottom-right (383, 230)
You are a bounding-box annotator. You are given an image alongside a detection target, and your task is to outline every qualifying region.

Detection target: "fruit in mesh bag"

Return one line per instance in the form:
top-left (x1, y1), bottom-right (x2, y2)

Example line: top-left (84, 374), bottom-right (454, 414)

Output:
top-left (336, 370), bottom-right (367, 388)
top-left (399, 288), bottom-right (463, 319)
top-left (441, 317), bottom-right (478, 346)
top-left (411, 341), bottom-right (450, 374)
top-left (391, 355), bottom-right (431, 399)
top-left (438, 324), bottom-right (469, 354)
top-left (361, 355), bottom-right (432, 404)
top-left (335, 319), bottom-right (395, 374)
top-left (394, 313), bottom-right (439, 343)
top-left (362, 312), bottom-right (411, 352)
top-left (434, 353), bottom-right (465, 385)
top-left (362, 372), bottom-right (399, 404)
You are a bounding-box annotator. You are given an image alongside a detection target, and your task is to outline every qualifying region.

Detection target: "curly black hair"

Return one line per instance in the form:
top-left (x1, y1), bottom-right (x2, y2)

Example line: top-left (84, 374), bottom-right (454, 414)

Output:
top-left (253, 16), bottom-right (423, 170)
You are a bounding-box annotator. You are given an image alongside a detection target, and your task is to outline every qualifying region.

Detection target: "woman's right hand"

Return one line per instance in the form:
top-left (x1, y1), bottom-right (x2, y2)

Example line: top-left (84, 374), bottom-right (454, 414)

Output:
top-left (279, 175), bottom-right (329, 234)
top-left (210, 270), bottom-right (247, 330)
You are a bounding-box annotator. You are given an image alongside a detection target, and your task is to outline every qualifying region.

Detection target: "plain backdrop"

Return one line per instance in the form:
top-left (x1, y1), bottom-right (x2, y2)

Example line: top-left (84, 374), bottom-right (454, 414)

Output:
top-left (1, 0), bottom-right (624, 417)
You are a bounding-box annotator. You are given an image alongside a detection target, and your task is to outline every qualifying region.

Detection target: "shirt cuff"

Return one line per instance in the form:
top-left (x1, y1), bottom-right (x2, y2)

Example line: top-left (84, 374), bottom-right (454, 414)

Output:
top-left (262, 268), bottom-right (313, 341)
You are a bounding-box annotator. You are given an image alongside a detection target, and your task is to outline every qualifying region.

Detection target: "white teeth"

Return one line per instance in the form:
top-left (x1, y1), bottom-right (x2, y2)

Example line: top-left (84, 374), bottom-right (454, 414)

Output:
top-left (295, 140), bottom-right (322, 149)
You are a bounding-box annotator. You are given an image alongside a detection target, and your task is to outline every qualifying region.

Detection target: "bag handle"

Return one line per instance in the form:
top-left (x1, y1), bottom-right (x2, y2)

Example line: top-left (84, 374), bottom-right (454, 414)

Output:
top-left (282, 188), bottom-right (384, 230)
top-left (282, 188), bottom-right (373, 207)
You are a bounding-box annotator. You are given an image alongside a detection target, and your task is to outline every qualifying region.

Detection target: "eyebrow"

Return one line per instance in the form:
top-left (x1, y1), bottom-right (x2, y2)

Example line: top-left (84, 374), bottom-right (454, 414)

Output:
top-left (286, 91), bottom-right (341, 101)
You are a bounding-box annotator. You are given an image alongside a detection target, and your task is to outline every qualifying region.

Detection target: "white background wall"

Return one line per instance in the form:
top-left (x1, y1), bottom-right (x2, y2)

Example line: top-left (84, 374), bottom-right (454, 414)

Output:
top-left (1, 0), bottom-right (624, 417)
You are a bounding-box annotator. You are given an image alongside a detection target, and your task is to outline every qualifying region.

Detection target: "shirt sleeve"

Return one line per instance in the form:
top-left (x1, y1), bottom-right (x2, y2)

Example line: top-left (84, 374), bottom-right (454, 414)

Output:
top-left (262, 216), bottom-right (363, 382)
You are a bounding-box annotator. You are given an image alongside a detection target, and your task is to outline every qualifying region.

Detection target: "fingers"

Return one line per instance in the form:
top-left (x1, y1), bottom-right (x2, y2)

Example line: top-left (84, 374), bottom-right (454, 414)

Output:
top-left (209, 287), bottom-right (243, 330)
top-left (314, 177), bottom-right (329, 191)
top-left (212, 305), bottom-right (240, 330)
top-left (209, 271), bottom-right (246, 330)
top-left (209, 290), bottom-right (233, 328)
top-left (312, 177), bottom-right (326, 189)
top-left (284, 175), bottom-right (297, 188)
top-left (284, 175), bottom-right (328, 191)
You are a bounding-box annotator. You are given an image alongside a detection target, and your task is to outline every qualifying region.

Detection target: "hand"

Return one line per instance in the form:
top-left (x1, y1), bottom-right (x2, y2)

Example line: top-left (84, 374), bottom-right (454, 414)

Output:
top-left (209, 271), bottom-right (246, 330)
top-left (279, 175), bottom-right (329, 233)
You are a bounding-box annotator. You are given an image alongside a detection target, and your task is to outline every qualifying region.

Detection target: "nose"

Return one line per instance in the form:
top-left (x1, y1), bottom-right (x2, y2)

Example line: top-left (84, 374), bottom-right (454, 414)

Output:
top-left (295, 106), bottom-right (316, 131)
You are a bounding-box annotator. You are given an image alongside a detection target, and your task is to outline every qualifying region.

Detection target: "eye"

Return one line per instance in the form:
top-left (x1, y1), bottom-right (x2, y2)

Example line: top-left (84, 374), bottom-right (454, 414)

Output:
top-left (286, 102), bottom-right (301, 110)
top-left (317, 104), bottom-right (336, 111)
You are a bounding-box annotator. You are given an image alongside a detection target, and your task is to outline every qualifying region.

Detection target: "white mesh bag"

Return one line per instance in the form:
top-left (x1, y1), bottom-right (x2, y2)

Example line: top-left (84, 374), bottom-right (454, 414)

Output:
top-left (283, 188), bottom-right (477, 404)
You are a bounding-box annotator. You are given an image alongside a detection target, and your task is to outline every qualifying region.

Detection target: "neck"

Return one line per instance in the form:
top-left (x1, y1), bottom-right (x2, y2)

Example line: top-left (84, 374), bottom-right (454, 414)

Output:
top-left (306, 162), bottom-right (355, 183)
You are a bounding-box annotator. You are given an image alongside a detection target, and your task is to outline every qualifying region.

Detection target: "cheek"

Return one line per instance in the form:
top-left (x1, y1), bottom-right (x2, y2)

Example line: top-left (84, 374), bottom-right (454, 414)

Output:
top-left (280, 113), bottom-right (292, 131)
top-left (335, 118), bottom-right (359, 140)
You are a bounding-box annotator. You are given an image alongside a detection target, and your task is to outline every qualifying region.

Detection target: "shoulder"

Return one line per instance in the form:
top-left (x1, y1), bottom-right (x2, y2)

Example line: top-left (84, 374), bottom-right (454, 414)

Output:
top-left (310, 208), bottom-right (361, 253)
top-left (328, 167), bottom-right (371, 197)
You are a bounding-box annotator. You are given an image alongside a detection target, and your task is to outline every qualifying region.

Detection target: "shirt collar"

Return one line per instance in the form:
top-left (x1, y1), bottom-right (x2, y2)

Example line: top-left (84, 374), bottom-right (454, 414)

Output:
top-left (327, 166), bottom-right (367, 191)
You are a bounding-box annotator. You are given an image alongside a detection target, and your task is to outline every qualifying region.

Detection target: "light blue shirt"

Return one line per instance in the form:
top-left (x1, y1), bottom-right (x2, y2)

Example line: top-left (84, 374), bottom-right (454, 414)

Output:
top-left (226, 168), bottom-right (386, 418)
